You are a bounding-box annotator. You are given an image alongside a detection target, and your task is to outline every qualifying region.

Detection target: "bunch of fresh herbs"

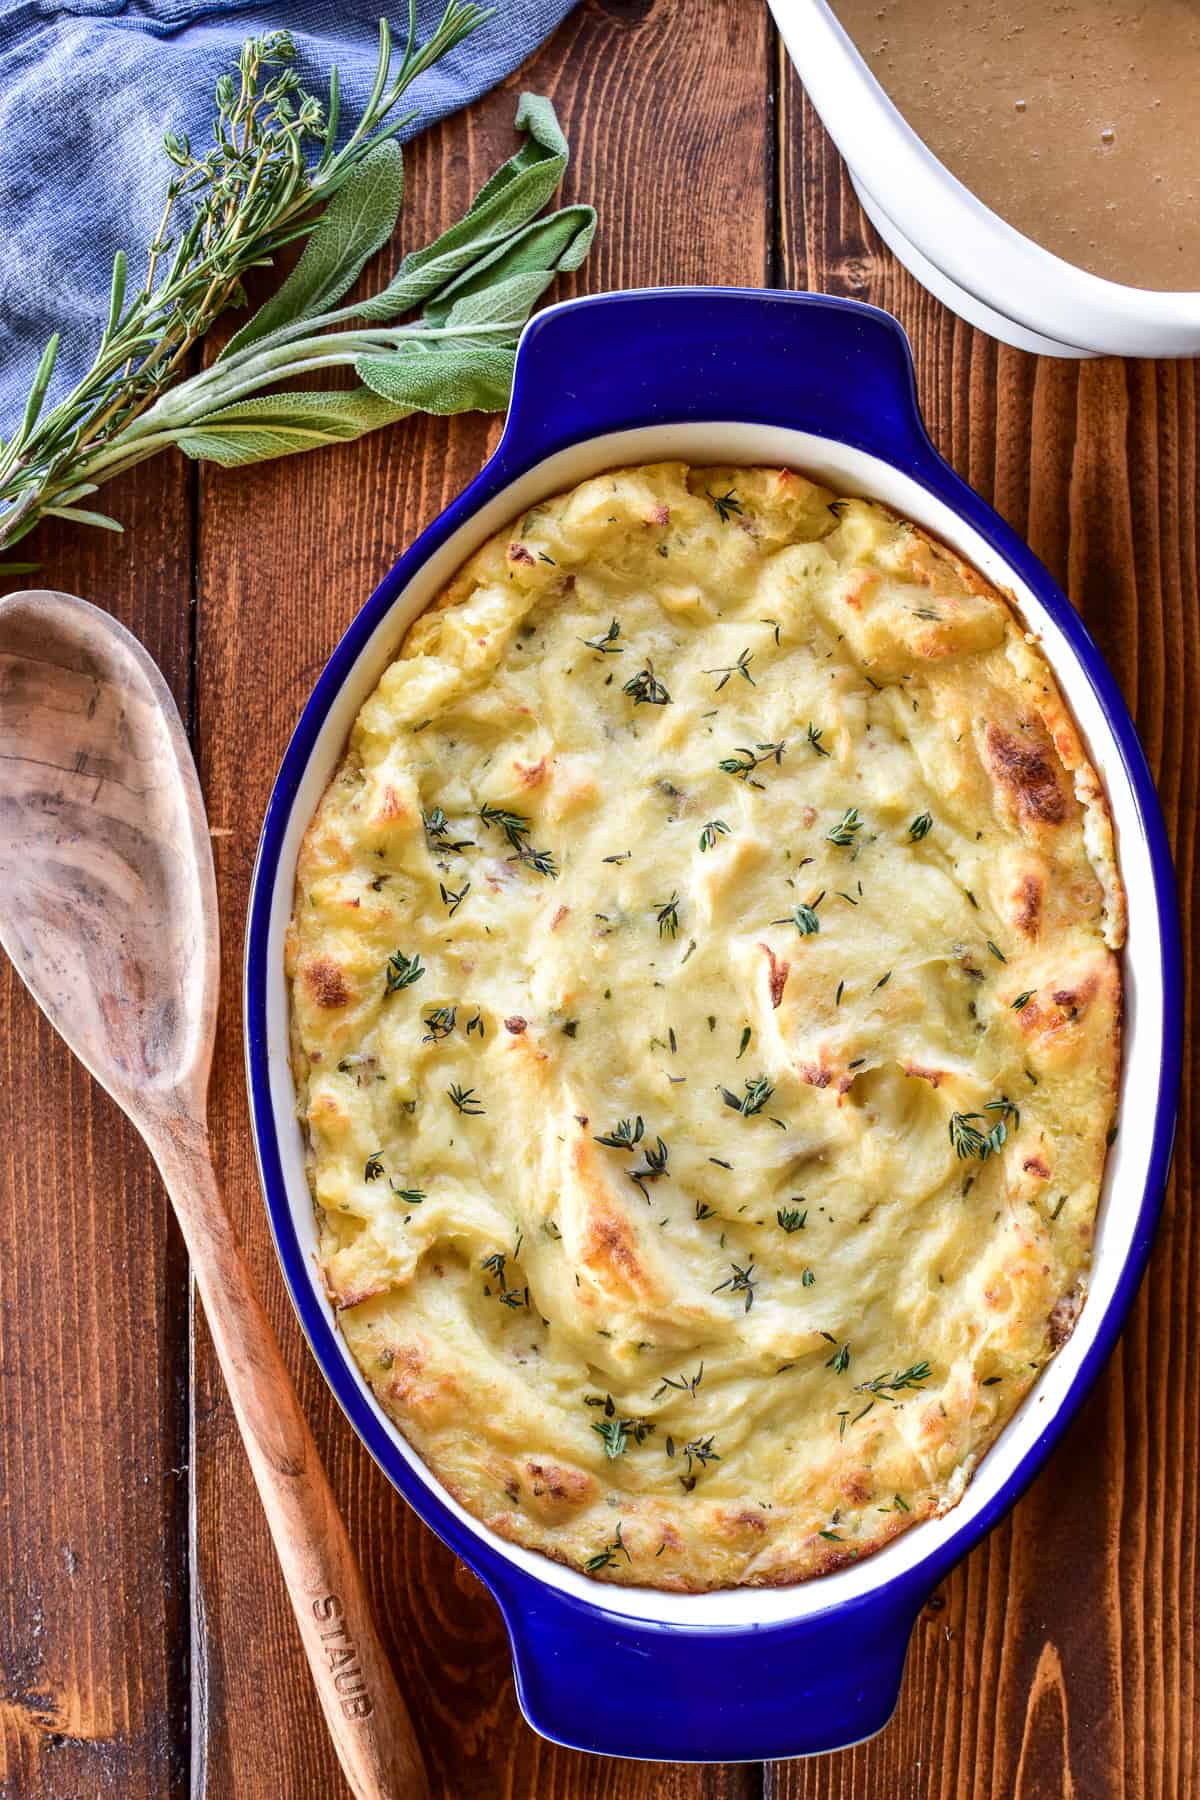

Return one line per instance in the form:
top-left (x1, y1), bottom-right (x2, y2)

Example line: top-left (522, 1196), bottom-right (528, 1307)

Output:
top-left (0, 3), bottom-right (595, 569)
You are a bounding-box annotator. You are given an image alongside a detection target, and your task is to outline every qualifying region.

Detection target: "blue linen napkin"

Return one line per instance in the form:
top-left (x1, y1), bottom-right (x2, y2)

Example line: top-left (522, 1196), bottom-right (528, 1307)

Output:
top-left (0, 0), bottom-right (578, 434)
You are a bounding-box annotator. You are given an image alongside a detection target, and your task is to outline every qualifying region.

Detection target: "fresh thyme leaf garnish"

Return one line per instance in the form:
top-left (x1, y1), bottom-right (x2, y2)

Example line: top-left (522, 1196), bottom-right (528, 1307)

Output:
top-left (653, 1362), bottom-right (704, 1401)
top-left (512, 843), bottom-right (558, 878)
top-left (438, 880), bottom-right (470, 916)
top-left (699, 819), bottom-right (730, 852)
top-left (480, 1249), bottom-right (526, 1308)
top-left (591, 1415), bottom-right (654, 1458)
top-left (721, 1074), bottom-right (775, 1117)
top-left (363, 1152), bottom-right (385, 1182)
top-left (776, 1205), bottom-right (807, 1233)
top-left (712, 1259), bottom-right (758, 1312)
top-left (652, 892), bottom-right (681, 938)
top-left (422, 1004), bottom-right (457, 1042)
top-left (391, 1183), bottom-right (425, 1205)
top-left (802, 1267), bottom-right (816, 1287)
top-left (466, 1009), bottom-right (485, 1038)
top-left (826, 1341), bottom-right (850, 1374)
top-left (826, 806), bottom-right (863, 847)
top-left (594, 1116), bottom-right (644, 1150)
top-left (424, 807), bottom-right (474, 853)
top-left (719, 740), bottom-right (785, 785)
top-left (603, 850), bottom-right (632, 864)
top-left (0, 15), bottom-right (596, 566)
top-left (675, 1435), bottom-right (721, 1491)
top-left (582, 618), bottom-right (624, 655)
top-left (584, 1520), bottom-right (631, 1573)
top-left (447, 1083), bottom-right (485, 1116)
top-left (987, 940), bottom-right (1007, 963)
top-left (709, 489), bottom-right (743, 523)
top-left (704, 648), bottom-right (755, 691)
top-left (623, 663), bottom-right (671, 706)
top-left (908, 812), bottom-right (933, 841)
top-left (806, 721), bottom-right (831, 758)
top-left (949, 1097), bottom-right (1019, 1160)
top-left (761, 617), bottom-right (782, 645)
top-left (912, 606), bottom-right (942, 622)
top-left (480, 801), bottom-right (556, 876)
top-left (384, 949), bottom-right (425, 994)
top-left (737, 1026), bottom-right (752, 1059)
top-left (1011, 990), bottom-right (1036, 1011)
top-left (629, 1136), bottom-right (669, 1202)
top-left (479, 803), bottom-right (531, 850)
top-left (854, 1361), bottom-right (932, 1399)
top-left (776, 899), bottom-right (821, 936)
top-left (695, 1199), bottom-right (716, 1220)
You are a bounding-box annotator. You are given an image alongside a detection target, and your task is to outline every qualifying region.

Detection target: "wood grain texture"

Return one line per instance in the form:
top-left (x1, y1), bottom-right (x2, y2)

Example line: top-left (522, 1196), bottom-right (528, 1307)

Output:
top-left (771, 51), bottom-right (1199, 1800)
top-left (0, 468), bottom-right (194, 1797)
top-left (189, 2), bottom-right (770, 1794)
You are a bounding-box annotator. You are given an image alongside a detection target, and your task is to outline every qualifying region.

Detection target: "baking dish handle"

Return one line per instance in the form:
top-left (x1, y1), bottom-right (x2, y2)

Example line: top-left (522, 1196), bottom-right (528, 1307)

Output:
top-left (487, 1562), bottom-right (923, 1761)
top-left (496, 287), bottom-right (939, 477)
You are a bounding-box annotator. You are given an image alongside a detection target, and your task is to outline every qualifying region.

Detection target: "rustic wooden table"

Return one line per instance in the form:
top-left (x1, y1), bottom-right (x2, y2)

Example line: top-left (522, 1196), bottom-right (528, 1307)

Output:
top-left (2, 2), bottom-right (1195, 1794)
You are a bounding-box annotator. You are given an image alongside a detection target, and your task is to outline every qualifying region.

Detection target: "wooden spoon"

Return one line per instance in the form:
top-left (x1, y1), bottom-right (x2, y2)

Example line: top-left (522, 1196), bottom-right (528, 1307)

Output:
top-left (0, 589), bottom-right (429, 1800)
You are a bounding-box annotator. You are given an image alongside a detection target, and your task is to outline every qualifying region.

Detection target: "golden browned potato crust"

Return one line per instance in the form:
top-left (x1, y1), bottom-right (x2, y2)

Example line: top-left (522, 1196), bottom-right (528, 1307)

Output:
top-left (288, 464), bottom-right (1123, 1590)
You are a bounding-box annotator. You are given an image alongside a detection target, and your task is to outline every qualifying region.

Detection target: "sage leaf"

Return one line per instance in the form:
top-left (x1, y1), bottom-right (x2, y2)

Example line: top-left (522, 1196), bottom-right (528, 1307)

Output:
top-left (355, 94), bottom-right (573, 325)
top-left (176, 389), bottom-right (412, 468)
top-left (219, 140), bottom-right (405, 362)
top-left (42, 505), bottom-right (124, 533)
top-left (357, 344), bottom-right (517, 415)
top-left (428, 205), bottom-right (596, 317)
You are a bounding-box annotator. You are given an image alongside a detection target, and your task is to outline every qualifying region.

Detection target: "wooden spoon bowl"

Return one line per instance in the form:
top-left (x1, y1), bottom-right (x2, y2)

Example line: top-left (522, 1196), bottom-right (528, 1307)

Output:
top-left (0, 589), bottom-right (428, 1800)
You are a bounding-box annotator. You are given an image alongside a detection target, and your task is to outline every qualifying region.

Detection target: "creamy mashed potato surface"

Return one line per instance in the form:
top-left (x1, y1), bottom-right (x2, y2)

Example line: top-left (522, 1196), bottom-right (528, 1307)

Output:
top-left (287, 463), bottom-right (1123, 1590)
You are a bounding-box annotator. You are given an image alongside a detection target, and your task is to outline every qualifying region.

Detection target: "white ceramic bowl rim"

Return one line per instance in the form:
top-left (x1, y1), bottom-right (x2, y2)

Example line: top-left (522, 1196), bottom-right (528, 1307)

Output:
top-left (769, 0), bottom-right (1200, 356)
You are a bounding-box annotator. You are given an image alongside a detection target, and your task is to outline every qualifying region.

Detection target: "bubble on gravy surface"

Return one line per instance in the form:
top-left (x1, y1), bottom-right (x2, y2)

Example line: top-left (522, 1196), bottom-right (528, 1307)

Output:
top-left (831, 0), bottom-right (1200, 291)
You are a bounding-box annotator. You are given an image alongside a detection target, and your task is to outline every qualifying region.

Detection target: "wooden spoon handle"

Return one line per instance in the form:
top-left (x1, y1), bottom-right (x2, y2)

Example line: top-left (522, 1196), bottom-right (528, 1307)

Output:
top-left (152, 1129), bottom-right (430, 1800)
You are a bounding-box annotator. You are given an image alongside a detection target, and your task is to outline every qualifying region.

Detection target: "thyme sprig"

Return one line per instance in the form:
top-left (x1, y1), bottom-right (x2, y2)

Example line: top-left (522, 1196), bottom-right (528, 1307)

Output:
top-left (719, 740), bottom-right (785, 786)
top-left (721, 1074), bottom-right (775, 1117)
top-left (582, 618), bottom-right (623, 655)
top-left (0, 11), bottom-right (596, 566)
top-left (629, 1135), bottom-right (670, 1203)
top-left (854, 1361), bottom-right (931, 1399)
top-left (623, 663), bottom-right (671, 706)
top-left (949, 1097), bottom-right (1020, 1160)
top-left (713, 1259), bottom-right (758, 1312)
top-left (384, 948), bottom-right (425, 994)
top-left (699, 819), bottom-right (730, 852)
top-left (709, 489), bottom-right (743, 523)
top-left (827, 807), bottom-right (863, 848)
top-left (594, 1116), bottom-right (644, 1150)
top-left (704, 648), bottom-right (755, 691)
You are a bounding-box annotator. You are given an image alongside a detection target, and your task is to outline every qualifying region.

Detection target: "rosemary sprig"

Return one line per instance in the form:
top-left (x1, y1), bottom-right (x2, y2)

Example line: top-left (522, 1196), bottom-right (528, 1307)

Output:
top-left (0, 12), bottom-right (596, 565)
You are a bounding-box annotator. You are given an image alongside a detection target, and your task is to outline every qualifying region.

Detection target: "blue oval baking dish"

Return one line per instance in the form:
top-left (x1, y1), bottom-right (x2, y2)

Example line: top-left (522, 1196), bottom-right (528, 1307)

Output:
top-left (245, 287), bottom-right (1180, 1763)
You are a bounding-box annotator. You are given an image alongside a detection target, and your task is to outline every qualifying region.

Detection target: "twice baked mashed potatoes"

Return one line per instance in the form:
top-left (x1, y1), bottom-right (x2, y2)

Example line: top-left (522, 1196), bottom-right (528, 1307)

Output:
top-left (287, 462), bottom-right (1123, 1591)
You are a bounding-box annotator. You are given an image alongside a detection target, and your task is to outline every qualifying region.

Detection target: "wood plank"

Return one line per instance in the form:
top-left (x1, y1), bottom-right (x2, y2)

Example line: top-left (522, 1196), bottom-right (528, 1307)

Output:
top-left (189, 1), bottom-right (771, 1792)
top-left (772, 48), bottom-right (1198, 1800)
top-left (0, 465), bottom-right (194, 1796)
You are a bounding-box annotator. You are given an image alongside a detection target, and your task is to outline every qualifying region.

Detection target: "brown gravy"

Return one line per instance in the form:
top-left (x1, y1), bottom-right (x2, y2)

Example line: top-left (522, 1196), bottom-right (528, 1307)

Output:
top-left (830, 0), bottom-right (1200, 290)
